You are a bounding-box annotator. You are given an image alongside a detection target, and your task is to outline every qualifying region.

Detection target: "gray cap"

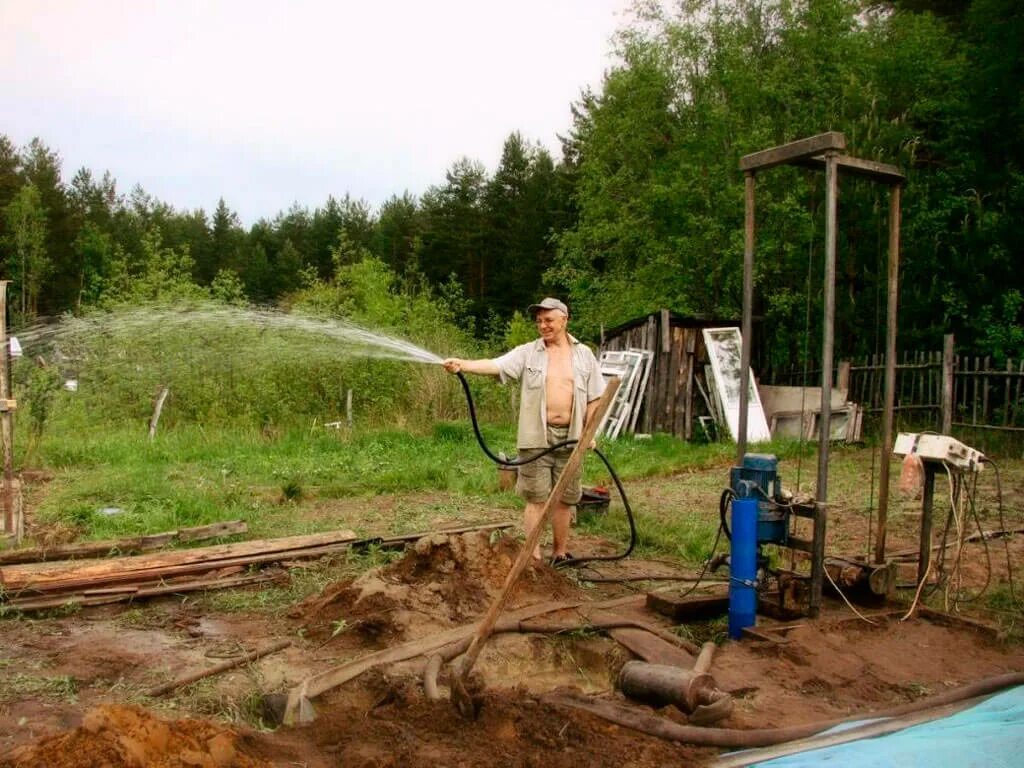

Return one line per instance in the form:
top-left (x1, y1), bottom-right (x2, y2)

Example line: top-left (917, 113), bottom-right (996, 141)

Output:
top-left (528, 297), bottom-right (569, 317)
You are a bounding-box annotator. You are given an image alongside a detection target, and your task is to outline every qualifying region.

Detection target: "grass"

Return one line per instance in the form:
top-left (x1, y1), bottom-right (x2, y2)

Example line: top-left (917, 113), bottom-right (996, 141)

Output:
top-left (7, 398), bottom-right (1023, 630)
top-left (0, 672), bottom-right (79, 703)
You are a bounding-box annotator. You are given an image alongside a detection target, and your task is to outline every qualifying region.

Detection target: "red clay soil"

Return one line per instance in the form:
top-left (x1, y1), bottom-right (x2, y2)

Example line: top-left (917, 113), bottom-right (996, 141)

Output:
top-left (0, 705), bottom-right (269, 768)
top-left (2, 525), bottom-right (1023, 768)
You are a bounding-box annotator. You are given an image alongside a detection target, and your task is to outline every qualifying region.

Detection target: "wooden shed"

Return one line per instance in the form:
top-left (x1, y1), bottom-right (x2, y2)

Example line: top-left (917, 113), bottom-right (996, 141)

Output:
top-left (600, 310), bottom-right (739, 440)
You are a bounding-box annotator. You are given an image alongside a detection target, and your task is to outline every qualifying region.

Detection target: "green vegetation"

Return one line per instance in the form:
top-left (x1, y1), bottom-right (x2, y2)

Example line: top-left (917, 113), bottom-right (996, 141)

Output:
top-left (0, 0), bottom-right (1020, 373)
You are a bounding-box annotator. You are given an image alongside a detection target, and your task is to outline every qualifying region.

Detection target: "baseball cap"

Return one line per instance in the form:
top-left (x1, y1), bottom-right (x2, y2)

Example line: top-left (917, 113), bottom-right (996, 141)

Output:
top-left (528, 297), bottom-right (569, 317)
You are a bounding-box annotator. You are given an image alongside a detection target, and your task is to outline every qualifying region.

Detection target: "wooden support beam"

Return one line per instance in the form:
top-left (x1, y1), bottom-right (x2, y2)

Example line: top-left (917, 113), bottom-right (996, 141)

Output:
top-left (739, 132), bottom-right (846, 172)
top-left (796, 154), bottom-right (905, 184)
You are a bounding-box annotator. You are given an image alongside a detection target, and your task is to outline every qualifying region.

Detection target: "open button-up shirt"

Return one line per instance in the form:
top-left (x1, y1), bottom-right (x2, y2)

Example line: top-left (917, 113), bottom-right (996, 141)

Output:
top-left (492, 335), bottom-right (606, 449)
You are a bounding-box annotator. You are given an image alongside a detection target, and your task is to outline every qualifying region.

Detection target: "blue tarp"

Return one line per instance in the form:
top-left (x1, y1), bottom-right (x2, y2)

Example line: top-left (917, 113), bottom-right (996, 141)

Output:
top-left (750, 685), bottom-right (1024, 767)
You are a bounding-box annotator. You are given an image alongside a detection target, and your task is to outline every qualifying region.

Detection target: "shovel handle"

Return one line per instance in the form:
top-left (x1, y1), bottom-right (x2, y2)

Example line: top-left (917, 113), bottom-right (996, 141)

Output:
top-left (456, 378), bottom-right (621, 681)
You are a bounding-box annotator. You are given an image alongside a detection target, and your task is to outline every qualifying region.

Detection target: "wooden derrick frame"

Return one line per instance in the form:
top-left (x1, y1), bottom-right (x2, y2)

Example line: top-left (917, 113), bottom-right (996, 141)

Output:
top-left (738, 132), bottom-right (904, 616)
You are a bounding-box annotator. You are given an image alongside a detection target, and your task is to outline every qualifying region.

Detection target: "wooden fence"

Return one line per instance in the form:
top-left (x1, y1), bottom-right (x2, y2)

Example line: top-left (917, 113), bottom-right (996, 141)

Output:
top-left (770, 335), bottom-right (1024, 435)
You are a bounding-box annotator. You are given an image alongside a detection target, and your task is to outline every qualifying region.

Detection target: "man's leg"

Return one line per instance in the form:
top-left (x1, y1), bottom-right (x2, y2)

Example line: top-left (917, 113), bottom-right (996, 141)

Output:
top-left (551, 501), bottom-right (573, 559)
top-left (524, 501), bottom-right (545, 560)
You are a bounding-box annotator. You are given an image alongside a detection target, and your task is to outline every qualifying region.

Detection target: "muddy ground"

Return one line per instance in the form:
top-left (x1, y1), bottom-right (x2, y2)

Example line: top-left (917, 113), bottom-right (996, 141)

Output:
top-left (1, 458), bottom-right (1023, 767)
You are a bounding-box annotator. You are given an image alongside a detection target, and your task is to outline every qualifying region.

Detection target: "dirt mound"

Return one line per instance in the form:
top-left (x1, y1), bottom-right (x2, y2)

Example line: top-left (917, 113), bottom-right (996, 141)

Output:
top-left (248, 683), bottom-right (711, 768)
top-left (293, 530), bottom-right (575, 643)
top-left (0, 705), bottom-right (268, 768)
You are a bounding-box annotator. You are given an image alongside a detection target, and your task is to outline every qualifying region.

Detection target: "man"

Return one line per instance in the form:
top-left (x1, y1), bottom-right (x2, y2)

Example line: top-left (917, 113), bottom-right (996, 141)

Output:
top-left (442, 297), bottom-right (606, 565)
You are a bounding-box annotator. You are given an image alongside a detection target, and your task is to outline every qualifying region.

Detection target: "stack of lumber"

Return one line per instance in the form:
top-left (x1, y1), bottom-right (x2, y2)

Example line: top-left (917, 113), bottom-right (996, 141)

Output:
top-left (0, 521), bottom-right (514, 612)
top-left (0, 528), bottom-right (358, 611)
top-left (0, 520), bottom-right (249, 565)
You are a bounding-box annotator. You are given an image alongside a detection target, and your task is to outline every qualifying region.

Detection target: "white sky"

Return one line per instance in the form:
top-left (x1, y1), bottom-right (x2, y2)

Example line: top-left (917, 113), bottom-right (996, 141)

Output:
top-left (0, 0), bottom-right (630, 224)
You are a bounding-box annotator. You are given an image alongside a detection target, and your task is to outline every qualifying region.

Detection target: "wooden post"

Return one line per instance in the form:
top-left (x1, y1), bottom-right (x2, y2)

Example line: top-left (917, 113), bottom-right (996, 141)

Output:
top-left (738, 171), bottom-right (755, 464)
top-left (346, 389), bottom-right (353, 428)
top-left (984, 356), bottom-right (993, 423)
top-left (1004, 360), bottom-right (1012, 427)
top-left (0, 281), bottom-right (18, 542)
top-left (972, 356), bottom-right (979, 425)
top-left (941, 335), bottom-right (954, 434)
top-left (918, 464), bottom-right (937, 585)
top-left (837, 361), bottom-right (851, 400)
top-left (874, 183), bottom-right (901, 565)
top-left (810, 153), bottom-right (840, 616)
top-left (148, 386), bottom-right (170, 441)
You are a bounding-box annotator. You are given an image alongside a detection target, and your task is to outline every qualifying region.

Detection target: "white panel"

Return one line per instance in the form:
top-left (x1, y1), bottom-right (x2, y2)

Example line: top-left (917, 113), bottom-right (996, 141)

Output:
top-left (701, 327), bottom-right (771, 443)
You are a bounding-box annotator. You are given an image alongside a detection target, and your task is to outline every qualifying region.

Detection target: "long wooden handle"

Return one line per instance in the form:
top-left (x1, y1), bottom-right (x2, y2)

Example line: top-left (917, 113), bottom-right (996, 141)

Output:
top-left (457, 377), bottom-right (620, 679)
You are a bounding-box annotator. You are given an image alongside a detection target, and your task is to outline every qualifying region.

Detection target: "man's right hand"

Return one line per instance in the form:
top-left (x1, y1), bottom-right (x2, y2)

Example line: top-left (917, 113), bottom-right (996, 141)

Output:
top-left (442, 358), bottom-right (463, 374)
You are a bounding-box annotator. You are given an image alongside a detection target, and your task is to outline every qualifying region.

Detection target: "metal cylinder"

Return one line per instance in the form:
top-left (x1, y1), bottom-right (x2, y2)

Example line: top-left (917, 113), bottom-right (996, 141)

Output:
top-left (728, 497), bottom-right (759, 639)
top-left (617, 661), bottom-right (715, 712)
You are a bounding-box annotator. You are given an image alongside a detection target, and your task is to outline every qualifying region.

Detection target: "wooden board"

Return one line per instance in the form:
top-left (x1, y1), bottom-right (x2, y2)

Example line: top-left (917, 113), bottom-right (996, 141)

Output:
top-left (0, 520), bottom-right (248, 565)
top-left (646, 593), bottom-right (728, 622)
top-left (608, 627), bottom-right (695, 667)
top-left (0, 529), bottom-right (357, 592)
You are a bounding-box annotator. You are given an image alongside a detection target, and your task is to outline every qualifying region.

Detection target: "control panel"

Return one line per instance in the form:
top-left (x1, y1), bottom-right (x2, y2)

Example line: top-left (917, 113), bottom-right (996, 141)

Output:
top-left (893, 433), bottom-right (985, 472)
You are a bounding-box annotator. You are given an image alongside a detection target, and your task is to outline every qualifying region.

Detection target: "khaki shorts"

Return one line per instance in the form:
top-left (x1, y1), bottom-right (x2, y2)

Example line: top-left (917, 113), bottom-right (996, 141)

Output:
top-left (516, 424), bottom-right (583, 505)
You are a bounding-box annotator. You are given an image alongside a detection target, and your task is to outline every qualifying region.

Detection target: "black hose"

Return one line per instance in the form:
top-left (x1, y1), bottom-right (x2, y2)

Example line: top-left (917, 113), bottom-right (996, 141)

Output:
top-left (455, 371), bottom-right (636, 567)
top-left (719, 487), bottom-right (735, 541)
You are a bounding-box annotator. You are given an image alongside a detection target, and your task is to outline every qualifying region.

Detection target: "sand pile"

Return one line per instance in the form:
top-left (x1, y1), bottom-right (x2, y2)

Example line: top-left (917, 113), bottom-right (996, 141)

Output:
top-left (292, 530), bottom-right (574, 644)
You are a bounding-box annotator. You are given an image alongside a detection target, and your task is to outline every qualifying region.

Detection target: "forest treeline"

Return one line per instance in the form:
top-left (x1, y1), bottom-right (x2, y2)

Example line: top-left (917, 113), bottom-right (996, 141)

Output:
top-left (2, 0), bottom-right (1021, 373)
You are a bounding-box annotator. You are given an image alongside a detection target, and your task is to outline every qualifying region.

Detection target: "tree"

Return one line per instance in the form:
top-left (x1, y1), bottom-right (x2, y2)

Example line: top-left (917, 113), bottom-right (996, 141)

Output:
top-left (102, 227), bottom-right (205, 305)
top-left (419, 158), bottom-right (488, 320)
top-left (373, 193), bottom-right (422, 275)
top-left (3, 183), bottom-right (50, 317)
top-left (72, 222), bottom-right (113, 310)
top-left (0, 135), bottom-right (22, 246)
top-left (20, 138), bottom-right (73, 313)
top-left (209, 198), bottom-right (244, 282)
top-left (484, 133), bottom-right (566, 317)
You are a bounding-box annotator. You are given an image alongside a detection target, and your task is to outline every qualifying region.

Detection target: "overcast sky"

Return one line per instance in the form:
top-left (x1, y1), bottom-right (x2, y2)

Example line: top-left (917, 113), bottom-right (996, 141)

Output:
top-left (1, 0), bottom-right (630, 224)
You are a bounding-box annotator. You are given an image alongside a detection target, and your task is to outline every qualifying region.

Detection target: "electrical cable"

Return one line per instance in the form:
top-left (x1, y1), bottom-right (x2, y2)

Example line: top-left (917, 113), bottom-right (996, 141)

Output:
top-left (901, 555), bottom-right (933, 622)
top-left (823, 565), bottom-right (879, 625)
top-left (953, 469), bottom-right (993, 604)
top-left (984, 457), bottom-right (1020, 606)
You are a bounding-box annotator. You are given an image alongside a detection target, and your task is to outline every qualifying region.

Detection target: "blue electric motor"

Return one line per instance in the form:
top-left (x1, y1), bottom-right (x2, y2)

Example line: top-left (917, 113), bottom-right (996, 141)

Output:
top-left (729, 453), bottom-right (788, 545)
top-left (728, 496), bottom-right (759, 639)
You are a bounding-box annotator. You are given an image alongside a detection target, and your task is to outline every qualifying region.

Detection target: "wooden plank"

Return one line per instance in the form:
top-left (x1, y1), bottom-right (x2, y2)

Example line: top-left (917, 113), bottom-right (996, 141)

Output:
top-left (5, 570), bottom-right (286, 612)
top-left (983, 355), bottom-right (991, 423)
top-left (674, 328), bottom-right (688, 437)
top-left (0, 530), bottom-right (357, 592)
top-left (177, 520), bottom-right (248, 542)
top-left (1015, 359), bottom-right (1024, 426)
top-left (608, 627), bottom-right (695, 668)
top-left (645, 593), bottom-right (728, 622)
top-left (917, 351), bottom-right (926, 409)
top-left (739, 132), bottom-right (846, 172)
top-left (972, 356), bottom-right (979, 424)
top-left (684, 329), bottom-right (697, 440)
top-left (1005, 360), bottom-right (1013, 426)
top-left (3, 541), bottom-right (357, 596)
top-left (667, 326), bottom-right (682, 436)
top-left (797, 153), bottom-right (905, 184)
top-left (0, 520), bottom-right (248, 565)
